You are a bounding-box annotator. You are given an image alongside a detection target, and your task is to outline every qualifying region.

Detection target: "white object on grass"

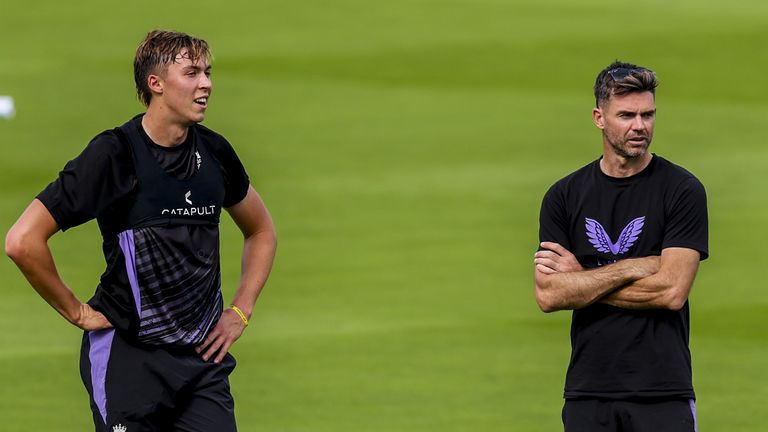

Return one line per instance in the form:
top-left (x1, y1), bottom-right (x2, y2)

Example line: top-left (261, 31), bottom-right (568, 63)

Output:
top-left (0, 96), bottom-right (16, 119)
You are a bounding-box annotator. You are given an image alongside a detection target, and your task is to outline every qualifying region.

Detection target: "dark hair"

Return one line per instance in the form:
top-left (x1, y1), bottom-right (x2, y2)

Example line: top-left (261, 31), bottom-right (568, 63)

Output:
top-left (133, 30), bottom-right (212, 106)
top-left (593, 61), bottom-right (658, 107)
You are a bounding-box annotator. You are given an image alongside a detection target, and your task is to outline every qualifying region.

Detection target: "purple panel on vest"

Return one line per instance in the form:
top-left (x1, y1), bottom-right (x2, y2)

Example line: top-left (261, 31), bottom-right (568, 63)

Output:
top-left (88, 329), bottom-right (115, 424)
top-left (118, 230), bottom-right (142, 316)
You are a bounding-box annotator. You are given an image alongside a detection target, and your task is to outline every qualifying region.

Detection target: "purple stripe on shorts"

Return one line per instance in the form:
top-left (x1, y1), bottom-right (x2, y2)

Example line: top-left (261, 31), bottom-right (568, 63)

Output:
top-left (689, 399), bottom-right (698, 432)
top-left (88, 329), bottom-right (115, 424)
top-left (118, 230), bottom-right (142, 316)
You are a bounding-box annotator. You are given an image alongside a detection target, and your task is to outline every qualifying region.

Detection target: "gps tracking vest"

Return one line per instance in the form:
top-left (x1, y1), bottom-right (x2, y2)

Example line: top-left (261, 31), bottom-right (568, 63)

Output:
top-left (118, 118), bottom-right (225, 229)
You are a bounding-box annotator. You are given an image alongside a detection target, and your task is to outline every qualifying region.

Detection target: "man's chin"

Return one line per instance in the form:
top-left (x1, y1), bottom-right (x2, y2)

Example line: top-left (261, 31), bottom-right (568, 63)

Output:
top-left (613, 142), bottom-right (649, 159)
top-left (188, 113), bottom-right (206, 124)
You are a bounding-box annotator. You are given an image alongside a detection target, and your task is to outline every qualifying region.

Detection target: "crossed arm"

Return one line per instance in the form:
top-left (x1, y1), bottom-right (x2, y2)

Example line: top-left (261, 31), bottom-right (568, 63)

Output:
top-left (533, 242), bottom-right (700, 312)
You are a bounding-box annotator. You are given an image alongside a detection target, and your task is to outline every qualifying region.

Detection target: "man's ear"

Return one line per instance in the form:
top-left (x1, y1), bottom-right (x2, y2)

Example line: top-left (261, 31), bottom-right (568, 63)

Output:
top-left (147, 73), bottom-right (163, 96)
top-left (592, 107), bottom-right (604, 130)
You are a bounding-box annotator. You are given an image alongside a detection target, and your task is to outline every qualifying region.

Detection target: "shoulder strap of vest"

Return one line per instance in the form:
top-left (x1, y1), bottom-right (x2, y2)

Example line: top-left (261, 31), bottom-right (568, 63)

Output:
top-left (106, 119), bottom-right (140, 172)
top-left (118, 116), bottom-right (145, 152)
top-left (116, 115), bottom-right (160, 173)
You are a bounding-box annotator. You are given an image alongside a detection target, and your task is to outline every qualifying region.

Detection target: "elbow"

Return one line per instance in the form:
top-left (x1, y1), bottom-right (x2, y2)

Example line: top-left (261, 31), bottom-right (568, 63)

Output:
top-left (264, 226), bottom-right (278, 255)
top-left (534, 273), bottom-right (566, 313)
top-left (665, 292), bottom-right (688, 311)
top-left (5, 227), bottom-right (28, 264)
top-left (659, 285), bottom-right (689, 311)
top-left (250, 224), bottom-right (277, 249)
top-left (537, 300), bottom-right (557, 313)
top-left (270, 227), bottom-right (278, 251)
top-left (535, 285), bottom-right (558, 313)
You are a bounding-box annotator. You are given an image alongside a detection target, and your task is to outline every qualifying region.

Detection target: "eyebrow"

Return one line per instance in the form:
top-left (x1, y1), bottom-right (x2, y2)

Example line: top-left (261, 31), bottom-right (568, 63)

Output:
top-left (183, 64), bottom-right (212, 71)
top-left (617, 109), bottom-right (656, 115)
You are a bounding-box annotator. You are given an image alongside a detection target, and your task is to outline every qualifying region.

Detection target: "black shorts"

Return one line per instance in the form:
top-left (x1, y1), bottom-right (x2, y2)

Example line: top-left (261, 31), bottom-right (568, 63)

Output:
top-left (80, 329), bottom-right (237, 432)
top-left (562, 398), bottom-right (698, 432)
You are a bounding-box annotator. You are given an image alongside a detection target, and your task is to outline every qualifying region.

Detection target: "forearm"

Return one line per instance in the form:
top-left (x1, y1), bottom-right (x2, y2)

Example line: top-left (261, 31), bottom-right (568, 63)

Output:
top-left (6, 236), bottom-right (81, 323)
top-left (598, 275), bottom-right (672, 309)
top-left (229, 229), bottom-right (277, 318)
top-left (535, 256), bottom-right (659, 312)
top-left (599, 248), bottom-right (700, 310)
top-left (6, 200), bottom-right (111, 330)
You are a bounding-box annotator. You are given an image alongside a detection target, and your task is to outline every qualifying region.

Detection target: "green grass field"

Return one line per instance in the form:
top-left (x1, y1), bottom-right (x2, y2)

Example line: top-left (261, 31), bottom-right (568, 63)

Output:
top-left (2, 0), bottom-right (767, 430)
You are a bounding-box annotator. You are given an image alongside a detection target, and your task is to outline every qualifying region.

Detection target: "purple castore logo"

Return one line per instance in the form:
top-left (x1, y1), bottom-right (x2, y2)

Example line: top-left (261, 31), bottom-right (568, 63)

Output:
top-left (585, 216), bottom-right (645, 255)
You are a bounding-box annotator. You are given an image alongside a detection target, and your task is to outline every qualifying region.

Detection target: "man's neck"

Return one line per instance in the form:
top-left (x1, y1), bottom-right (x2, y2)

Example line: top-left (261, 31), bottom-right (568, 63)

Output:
top-left (141, 108), bottom-right (189, 147)
top-left (600, 151), bottom-right (653, 178)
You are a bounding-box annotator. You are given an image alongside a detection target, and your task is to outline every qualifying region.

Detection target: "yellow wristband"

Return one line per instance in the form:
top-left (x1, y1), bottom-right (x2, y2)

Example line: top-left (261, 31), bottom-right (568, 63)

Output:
top-left (229, 305), bottom-right (249, 327)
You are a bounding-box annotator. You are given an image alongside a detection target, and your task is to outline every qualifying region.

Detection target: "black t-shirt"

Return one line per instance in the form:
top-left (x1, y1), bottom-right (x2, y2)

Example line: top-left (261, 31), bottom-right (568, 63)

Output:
top-left (37, 116), bottom-right (250, 343)
top-left (538, 155), bottom-right (708, 399)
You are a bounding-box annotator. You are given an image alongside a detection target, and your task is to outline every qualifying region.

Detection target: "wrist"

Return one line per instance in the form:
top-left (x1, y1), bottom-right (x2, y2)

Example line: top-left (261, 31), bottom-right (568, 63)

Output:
top-left (62, 301), bottom-right (84, 325)
top-left (229, 305), bottom-right (249, 328)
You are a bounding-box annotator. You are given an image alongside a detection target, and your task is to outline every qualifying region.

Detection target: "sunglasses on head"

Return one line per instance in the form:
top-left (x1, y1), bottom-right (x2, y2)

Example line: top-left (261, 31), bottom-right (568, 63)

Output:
top-left (608, 67), bottom-right (643, 80)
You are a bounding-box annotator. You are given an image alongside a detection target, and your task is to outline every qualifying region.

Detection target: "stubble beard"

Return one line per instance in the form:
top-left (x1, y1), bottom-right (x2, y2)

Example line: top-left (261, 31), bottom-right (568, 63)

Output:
top-left (607, 134), bottom-right (651, 159)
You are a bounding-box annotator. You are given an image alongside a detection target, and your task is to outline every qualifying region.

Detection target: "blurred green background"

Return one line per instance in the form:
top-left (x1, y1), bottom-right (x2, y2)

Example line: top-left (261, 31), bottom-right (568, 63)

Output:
top-left (1, 0), bottom-right (766, 430)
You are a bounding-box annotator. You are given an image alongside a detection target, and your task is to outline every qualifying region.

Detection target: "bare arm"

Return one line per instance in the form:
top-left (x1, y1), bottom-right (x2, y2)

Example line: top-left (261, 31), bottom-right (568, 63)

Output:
top-left (5, 199), bottom-right (111, 330)
top-left (533, 242), bottom-right (659, 313)
top-left (598, 247), bottom-right (700, 310)
top-left (197, 186), bottom-right (277, 362)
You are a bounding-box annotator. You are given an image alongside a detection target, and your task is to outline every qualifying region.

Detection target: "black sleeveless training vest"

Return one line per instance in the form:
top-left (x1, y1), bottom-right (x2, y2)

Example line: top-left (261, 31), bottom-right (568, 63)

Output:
top-left (95, 117), bottom-right (227, 346)
top-left (116, 117), bottom-right (225, 230)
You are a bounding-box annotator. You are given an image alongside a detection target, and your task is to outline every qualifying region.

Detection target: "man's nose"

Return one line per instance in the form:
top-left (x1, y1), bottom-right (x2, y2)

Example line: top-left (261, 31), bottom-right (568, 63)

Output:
top-left (199, 74), bottom-right (212, 89)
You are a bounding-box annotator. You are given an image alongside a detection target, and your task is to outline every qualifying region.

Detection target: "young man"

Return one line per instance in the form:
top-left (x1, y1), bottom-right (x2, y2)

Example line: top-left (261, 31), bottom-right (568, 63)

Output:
top-left (534, 62), bottom-right (708, 431)
top-left (5, 30), bottom-right (277, 431)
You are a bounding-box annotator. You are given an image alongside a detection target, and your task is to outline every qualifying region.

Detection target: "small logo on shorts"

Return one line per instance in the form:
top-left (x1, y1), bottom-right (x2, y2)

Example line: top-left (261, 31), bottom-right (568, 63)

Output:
top-left (112, 424), bottom-right (127, 432)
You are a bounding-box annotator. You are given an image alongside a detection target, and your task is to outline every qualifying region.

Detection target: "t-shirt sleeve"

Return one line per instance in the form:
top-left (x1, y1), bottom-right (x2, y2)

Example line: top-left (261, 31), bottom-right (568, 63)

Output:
top-left (210, 137), bottom-right (250, 208)
top-left (539, 182), bottom-right (572, 250)
top-left (36, 131), bottom-right (136, 231)
top-left (663, 177), bottom-right (709, 260)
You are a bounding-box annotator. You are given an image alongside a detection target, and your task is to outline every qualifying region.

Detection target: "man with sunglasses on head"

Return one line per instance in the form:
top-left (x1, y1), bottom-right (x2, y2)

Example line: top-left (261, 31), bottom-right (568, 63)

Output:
top-left (533, 61), bottom-right (708, 431)
top-left (6, 30), bottom-right (277, 431)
